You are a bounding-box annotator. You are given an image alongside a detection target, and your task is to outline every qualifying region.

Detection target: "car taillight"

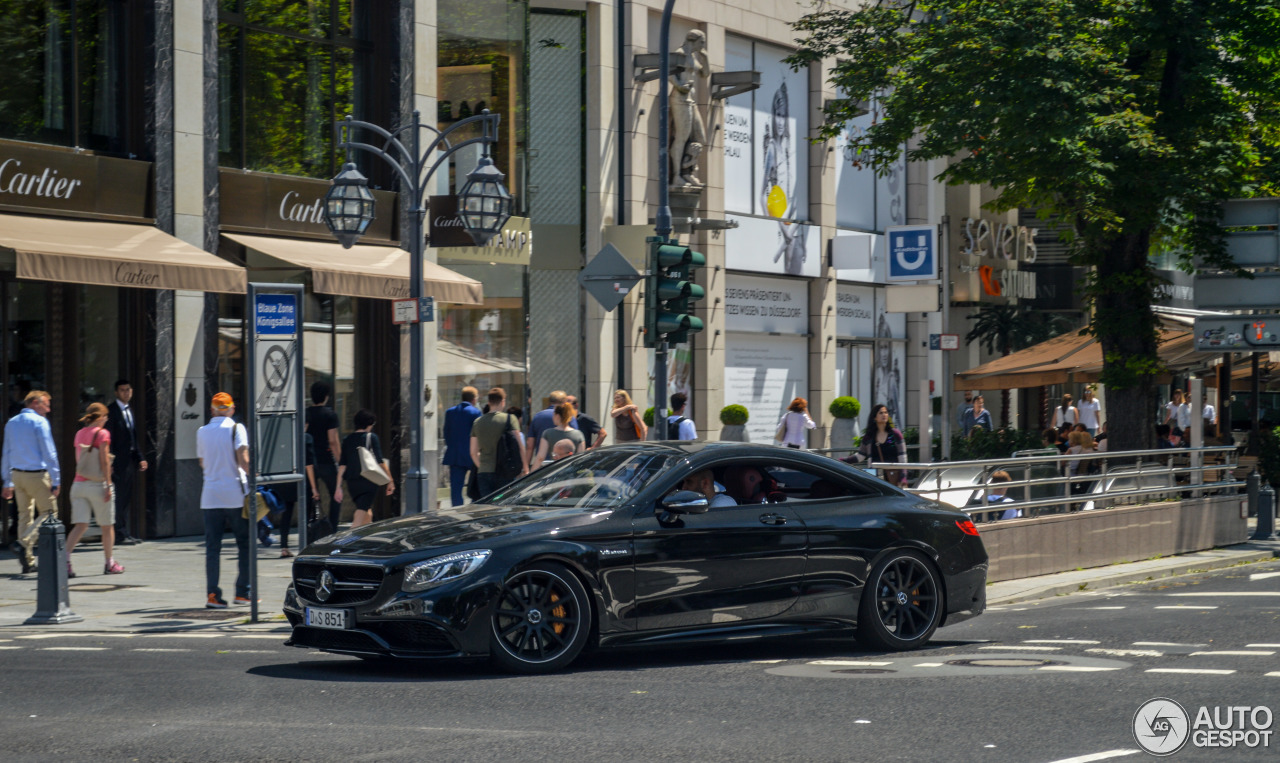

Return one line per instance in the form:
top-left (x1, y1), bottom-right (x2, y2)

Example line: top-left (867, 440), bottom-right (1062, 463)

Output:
top-left (956, 519), bottom-right (979, 536)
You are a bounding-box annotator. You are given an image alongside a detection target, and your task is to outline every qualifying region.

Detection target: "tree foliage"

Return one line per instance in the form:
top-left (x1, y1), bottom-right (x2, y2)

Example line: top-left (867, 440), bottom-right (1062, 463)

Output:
top-left (791, 0), bottom-right (1280, 449)
top-left (965, 304), bottom-right (1074, 357)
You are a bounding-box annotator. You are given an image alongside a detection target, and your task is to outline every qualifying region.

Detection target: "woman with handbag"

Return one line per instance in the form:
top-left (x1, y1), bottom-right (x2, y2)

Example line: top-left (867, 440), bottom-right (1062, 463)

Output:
top-left (610, 390), bottom-right (647, 442)
top-left (840, 404), bottom-right (909, 487)
top-left (775, 397), bottom-right (816, 449)
top-left (334, 409), bottom-right (395, 529)
top-left (65, 403), bottom-right (124, 577)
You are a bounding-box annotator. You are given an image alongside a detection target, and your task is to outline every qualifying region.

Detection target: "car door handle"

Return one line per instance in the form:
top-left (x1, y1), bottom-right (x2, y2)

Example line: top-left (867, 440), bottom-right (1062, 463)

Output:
top-left (759, 513), bottom-right (787, 526)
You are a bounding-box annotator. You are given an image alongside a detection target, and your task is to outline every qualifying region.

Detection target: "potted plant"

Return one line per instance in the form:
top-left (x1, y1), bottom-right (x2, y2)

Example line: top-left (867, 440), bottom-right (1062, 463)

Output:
top-left (719, 404), bottom-right (749, 441)
top-left (828, 396), bottom-right (861, 458)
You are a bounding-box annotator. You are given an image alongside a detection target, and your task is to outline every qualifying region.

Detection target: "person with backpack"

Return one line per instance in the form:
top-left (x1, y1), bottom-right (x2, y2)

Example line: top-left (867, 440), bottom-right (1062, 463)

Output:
top-left (531, 402), bottom-right (585, 470)
top-left (470, 388), bottom-right (527, 496)
top-left (665, 392), bottom-right (697, 440)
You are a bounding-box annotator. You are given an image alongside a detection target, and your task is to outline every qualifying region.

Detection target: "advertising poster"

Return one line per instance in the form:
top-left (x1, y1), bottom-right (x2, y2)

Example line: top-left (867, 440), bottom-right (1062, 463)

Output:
top-left (725, 274), bottom-right (809, 334)
top-left (833, 97), bottom-right (906, 233)
top-left (725, 333), bottom-right (809, 444)
top-left (873, 304), bottom-right (908, 428)
top-left (723, 35), bottom-right (754, 215)
top-left (725, 213), bottom-right (820, 278)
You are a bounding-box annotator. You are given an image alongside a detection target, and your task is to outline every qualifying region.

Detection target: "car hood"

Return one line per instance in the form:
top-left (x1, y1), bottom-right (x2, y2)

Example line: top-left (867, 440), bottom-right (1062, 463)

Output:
top-left (303, 503), bottom-right (615, 559)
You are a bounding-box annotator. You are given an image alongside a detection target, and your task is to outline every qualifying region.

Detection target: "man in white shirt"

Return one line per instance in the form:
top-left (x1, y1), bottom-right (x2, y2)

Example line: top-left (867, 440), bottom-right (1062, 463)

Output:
top-left (196, 392), bottom-right (251, 609)
top-left (1202, 395), bottom-right (1217, 437)
top-left (1163, 388), bottom-right (1191, 431)
top-left (665, 393), bottom-right (698, 440)
top-left (680, 469), bottom-right (737, 508)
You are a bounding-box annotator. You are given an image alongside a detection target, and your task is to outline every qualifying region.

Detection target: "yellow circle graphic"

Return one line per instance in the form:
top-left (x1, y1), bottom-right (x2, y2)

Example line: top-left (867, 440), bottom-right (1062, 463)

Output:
top-left (766, 185), bottom-right (788, 218)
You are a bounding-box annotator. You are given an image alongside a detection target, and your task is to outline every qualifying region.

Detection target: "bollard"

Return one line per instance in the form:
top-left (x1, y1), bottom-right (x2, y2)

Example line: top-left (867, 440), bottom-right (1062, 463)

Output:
top-left (25, 513), bottom-right (82, 625)
top-left (1253, 484), bottom-right (1276, 541)
top-left (1247, 471), bottom-right (1260, 517)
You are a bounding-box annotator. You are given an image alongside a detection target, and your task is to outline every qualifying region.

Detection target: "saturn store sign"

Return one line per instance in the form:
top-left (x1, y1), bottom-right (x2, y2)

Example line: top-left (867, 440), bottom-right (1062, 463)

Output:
top-left (950, 216), bottom-right (1038, 303)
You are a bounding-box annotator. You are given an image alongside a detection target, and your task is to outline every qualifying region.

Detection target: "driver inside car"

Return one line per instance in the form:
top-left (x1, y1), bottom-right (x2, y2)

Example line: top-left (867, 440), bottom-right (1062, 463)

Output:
top-left (679, 469), bottom-right (738, 508)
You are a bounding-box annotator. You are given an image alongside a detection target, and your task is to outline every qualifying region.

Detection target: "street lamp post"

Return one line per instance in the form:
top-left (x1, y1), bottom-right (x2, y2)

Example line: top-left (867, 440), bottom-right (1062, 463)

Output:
top-left (322, 110), bottom-right (511, 516)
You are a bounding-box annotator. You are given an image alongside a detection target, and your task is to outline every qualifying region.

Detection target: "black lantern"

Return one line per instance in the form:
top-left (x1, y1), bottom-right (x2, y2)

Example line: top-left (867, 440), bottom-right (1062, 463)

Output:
top-left (456, 156), bottom-right (512, 246)
top-left (322, 163), bottom-right (376, 249)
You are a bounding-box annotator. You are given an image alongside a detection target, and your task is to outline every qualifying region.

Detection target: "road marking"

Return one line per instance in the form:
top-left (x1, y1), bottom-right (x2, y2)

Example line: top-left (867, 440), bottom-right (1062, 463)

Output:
top-left (1081, 606), bottom-right (1126, 610)
top-left (38, 647), bottom-right (108, 651)
top-left (1038, 666), bottom-right (1122, 673)
top-left (0, 646), bottom-right (23, 650)
top-left (230, 635), bottom-right (286, 640)
top-left (1248, 571), bottom-right (1280, 581)
top-left (1166, 592), bottom-right (1280, 597)
top-left (1145, 668), bottom-right (1236, 675)
top-left (751, 660), bottom-right (785, 664)
top-left (1044, 750), bottom-right (1140, 763)
top-left (978, 645), bottom-right (1061, 651)
top-left (1086, 648), bottom-right (1163, 657)
top-left (914, 662), bottom-right (944, 667)
top-left (1154, 606), bottom-right (1217, 610)
top-left (1133, 642), bottom-right (1206, 647)
top-left (1266, 672), bottom-right (1280, 678)
top-left (132, 648), bottom-right (192, 653)
top-left (1024, 639), bottom-right (1101, 645)
top-left (807, 660), bottom-right (893, 666)
top-left (16, 633), bottom-right (134, 640)
top-left (1189, 650), bottom-right (1275, 657)
top-left (215, 649), bottom-right (277, 654)
top-left (142, 633), bottom-right (222, 638)
top-left (1247, 644), bottom-right (1280, 648)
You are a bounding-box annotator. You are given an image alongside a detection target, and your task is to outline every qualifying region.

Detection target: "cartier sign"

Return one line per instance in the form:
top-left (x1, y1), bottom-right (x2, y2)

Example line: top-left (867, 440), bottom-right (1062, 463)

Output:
top-left (431, 195), bottom-right (532, 266)
top-left (0, 140), bottom-right (151, 220)
top-left (219, 169), bottom-right (397, 242)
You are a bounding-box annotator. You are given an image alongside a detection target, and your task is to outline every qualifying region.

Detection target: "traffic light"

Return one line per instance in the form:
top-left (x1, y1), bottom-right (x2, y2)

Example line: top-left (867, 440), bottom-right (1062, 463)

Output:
top-left (644, 237), bottom-right (706, 347)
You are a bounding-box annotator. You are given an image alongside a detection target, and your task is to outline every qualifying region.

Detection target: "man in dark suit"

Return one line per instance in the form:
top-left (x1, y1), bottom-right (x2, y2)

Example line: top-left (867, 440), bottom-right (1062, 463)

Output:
top-left (106, 379), bottom-right (147, 544)
top-left (442, 386), bottom-right (482, 507)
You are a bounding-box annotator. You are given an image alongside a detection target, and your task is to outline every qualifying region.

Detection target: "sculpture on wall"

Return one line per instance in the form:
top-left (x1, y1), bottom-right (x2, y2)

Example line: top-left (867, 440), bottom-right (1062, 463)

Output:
top-left (669, 30), bottom-right (708, 187)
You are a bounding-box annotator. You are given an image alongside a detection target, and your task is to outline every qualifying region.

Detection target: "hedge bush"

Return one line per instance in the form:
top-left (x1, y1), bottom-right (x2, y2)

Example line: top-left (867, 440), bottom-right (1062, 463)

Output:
top-left (828, 396), bottom-right (861, 420)
top-left (719, 404), bottom-right (749, 426)
top-left (643, 407), bottom-right (654, 427)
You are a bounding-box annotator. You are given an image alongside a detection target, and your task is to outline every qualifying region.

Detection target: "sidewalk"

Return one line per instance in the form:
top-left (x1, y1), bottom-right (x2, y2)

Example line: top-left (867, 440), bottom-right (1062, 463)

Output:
top-left (1, 529), bottom-right (1277, 634)
top-left (0, 534), bottom-right (296, 634)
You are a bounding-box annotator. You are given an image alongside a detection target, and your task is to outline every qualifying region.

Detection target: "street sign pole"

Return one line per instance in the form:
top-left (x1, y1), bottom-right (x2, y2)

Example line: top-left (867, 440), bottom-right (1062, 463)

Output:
top-left (940, 216), bottom-right (952, 460)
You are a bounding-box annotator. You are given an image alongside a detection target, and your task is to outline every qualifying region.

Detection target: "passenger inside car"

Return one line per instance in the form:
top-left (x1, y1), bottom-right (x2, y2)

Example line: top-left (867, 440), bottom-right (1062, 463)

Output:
top-left (723, 465), bottom-right (787, 504)
top-left (679, 469), bottom-right (738, 508)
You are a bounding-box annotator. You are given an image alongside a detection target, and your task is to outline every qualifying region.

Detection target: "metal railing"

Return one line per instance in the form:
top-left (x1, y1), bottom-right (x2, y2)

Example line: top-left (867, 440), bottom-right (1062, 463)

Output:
top-left (809, 445), bottom-right (1243, 522)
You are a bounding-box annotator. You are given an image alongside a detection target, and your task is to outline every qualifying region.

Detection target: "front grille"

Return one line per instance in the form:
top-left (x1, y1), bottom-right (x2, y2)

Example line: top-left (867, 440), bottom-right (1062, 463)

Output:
top-left (294, 561), bottom-right (386, 606)
top-left (291, 626), bottom-right (388, 653)
top-left (365, 621), bottom-right (456, 653)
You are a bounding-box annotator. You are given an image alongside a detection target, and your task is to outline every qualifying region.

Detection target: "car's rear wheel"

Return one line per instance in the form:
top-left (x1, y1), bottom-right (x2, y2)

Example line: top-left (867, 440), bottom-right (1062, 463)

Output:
top-left (489, 562), bottom-right (591, 674)
top-left (857, 549), bottom-right (941, 651)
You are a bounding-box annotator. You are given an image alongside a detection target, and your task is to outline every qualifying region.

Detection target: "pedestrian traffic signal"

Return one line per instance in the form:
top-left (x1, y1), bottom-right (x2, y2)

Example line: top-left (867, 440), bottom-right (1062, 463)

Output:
top-left (644, 238), bottom-right (706, 347)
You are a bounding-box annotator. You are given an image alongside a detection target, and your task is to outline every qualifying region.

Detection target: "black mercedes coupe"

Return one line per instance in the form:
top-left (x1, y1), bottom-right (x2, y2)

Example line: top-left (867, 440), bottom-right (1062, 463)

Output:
top-left (284, 443), bottom-right (987, 673)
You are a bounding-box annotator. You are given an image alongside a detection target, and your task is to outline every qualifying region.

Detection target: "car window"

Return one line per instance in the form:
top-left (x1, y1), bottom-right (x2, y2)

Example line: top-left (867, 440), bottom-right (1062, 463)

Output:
top-left (765, 463), bottom-right (879, 501)
top-left (488, 450), bottom-right (681, 509)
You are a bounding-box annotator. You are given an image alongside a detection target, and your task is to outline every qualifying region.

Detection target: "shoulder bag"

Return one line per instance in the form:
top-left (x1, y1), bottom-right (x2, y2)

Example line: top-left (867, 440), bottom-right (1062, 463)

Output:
top-left (774, 414), bottom-right (789, 443)
top-left (75, 427), bottom-right (114, 482)
top-left (358, 432), bottom-right (391, 485)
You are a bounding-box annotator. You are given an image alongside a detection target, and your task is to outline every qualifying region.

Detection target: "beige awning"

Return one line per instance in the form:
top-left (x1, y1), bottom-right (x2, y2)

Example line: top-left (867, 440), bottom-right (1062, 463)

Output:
top-left (0, 213), bottom-right (245, 293)
top-left (225, 233), bottom-right (483, 304)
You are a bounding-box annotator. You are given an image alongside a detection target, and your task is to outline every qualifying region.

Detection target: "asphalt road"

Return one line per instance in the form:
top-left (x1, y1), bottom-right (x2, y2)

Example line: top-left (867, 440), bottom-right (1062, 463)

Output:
top-left (2, 560), bottom-right (1278, 762)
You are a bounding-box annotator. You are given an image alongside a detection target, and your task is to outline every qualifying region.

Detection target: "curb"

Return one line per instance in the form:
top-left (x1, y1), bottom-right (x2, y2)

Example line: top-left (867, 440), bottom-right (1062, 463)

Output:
top-left (988, 547), bottom-right (1280, 606)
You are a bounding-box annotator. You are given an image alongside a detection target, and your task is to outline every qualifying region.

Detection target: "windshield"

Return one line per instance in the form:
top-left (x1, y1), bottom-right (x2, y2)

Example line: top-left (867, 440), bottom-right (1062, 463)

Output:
top-left (487, 450), bottom-right (682, 509)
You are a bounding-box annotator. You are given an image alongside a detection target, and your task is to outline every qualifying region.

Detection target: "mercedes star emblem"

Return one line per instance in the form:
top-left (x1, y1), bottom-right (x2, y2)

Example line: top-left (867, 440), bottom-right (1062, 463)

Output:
top-left (316, 569), bottom-right (335, 603)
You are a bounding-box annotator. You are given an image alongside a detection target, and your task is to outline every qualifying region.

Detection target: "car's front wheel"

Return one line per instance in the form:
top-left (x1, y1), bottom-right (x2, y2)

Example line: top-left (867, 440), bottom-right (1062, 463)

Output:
top-left (857, 549), bottom-right (942, 651)
top-left (489, 562), bottom-right (591, 674)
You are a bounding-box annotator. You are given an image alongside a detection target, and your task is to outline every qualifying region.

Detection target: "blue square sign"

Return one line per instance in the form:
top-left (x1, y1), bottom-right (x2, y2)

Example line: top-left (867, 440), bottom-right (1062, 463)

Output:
top-left (886, 225), bottom-right (939, 282)
top-left (255, 294), bottom-right (297, 336)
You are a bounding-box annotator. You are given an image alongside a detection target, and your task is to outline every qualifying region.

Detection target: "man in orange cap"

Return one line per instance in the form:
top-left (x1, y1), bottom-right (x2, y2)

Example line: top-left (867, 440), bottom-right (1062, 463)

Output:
top-left (195, 392), bottom-right (252, 608)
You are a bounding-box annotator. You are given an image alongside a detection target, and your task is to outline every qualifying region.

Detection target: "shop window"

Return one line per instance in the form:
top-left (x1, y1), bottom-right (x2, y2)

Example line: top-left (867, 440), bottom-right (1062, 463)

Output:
top-left (218, 0), bottom-right (369, 180)
top-left (76, 285), bottom-right (119, 407)
top-left (436, 0), bottom-right (528, 209)
top-left (3, 281), bottom-right (48, 418)
top-left (0, 0), bottom-right (136, 155)
top-left (435, 261), bottom-right (527, 420)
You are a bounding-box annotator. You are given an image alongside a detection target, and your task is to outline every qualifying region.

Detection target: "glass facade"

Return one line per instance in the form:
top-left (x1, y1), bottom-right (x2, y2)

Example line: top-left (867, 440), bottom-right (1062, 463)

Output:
top-left (0, 0), bottom-right (136, 154)
top-left (435, 261), bottom-right (527, 416)
top-left (218, 0), bottom-right (367, 180)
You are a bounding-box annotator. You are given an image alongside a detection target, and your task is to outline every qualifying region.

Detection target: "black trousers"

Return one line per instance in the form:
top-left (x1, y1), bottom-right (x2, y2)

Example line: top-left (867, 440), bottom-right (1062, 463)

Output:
top-left (314, 463), bottom-right (340, 529)
top-left (112, 465), bottom-right (136, 537)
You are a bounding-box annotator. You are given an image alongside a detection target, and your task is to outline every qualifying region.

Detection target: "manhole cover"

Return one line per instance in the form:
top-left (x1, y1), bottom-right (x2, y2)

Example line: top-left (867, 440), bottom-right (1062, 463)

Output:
top-left (834, 668), bottom-right (896, 675)
top-left (145, 610), bottom-right (244, 621)
top-left (947, 658), bottom-right (1065, 668)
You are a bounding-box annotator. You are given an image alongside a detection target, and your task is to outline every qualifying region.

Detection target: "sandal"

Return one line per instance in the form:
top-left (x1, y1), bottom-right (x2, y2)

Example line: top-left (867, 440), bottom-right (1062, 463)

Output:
top-left (104, 559), bottom-right (125, 575)
top-left (67, 561), bottom-right (76, 579)
top-left (280, 549), bottom-right (293, 558)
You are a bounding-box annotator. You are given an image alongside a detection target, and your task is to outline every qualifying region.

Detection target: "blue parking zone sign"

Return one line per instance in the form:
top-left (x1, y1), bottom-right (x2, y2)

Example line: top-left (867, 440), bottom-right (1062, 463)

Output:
top-left (886, 225), bottom-right (939, 282)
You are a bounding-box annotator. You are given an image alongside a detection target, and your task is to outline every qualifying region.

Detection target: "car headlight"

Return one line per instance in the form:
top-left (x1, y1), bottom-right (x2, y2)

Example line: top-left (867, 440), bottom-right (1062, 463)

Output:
top-left (402, 550), bottom-right (492, 592)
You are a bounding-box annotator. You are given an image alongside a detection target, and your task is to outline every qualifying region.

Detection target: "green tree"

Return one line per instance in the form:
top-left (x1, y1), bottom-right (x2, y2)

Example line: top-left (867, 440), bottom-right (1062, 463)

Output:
top-left (965, 305), bottom-right (1073, 425)
top-left (790, 0), bottom-right (1280, 451)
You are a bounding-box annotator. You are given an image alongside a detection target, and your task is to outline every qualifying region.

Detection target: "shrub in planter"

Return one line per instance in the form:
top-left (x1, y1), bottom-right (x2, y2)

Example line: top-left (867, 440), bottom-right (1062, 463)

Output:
top-left (719, 405), bottom-right (749, 426)
top-left (643, 407), bottom-right (655, 428)
top-left (828, 396), bottom-right (861, 420)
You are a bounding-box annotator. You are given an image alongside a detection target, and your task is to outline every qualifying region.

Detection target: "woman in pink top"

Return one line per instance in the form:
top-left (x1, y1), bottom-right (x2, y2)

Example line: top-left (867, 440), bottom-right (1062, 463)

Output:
top-left (65, 403), bottom-right (124, 577)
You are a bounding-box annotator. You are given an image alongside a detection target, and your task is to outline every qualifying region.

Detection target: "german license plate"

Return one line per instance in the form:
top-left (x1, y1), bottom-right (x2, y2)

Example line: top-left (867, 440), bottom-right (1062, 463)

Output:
top-left (305, 607), bottom-right (349, 630)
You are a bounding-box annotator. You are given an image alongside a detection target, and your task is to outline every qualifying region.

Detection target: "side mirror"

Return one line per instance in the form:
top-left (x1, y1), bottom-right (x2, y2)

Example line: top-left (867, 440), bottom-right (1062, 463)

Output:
top-left (661, 490), bottom-right (710, 514)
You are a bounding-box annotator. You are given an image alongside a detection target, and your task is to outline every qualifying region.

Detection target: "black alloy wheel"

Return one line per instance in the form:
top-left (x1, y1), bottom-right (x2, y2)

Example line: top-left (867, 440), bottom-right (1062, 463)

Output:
top-left (857, 549), bottom-right (942, 651)
top-left (489, 563), bottom-right (592, 674)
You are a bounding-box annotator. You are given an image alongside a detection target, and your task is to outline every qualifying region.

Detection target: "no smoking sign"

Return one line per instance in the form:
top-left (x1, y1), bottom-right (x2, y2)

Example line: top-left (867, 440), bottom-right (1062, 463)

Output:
top-left (254, 340), bottom-right (298, 413)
